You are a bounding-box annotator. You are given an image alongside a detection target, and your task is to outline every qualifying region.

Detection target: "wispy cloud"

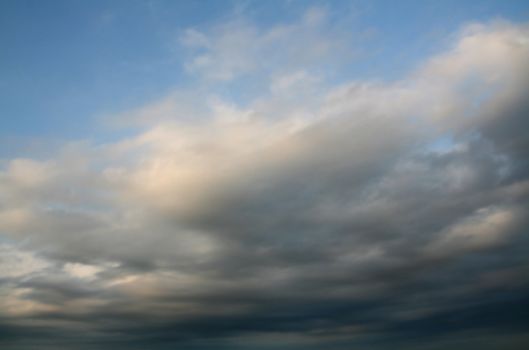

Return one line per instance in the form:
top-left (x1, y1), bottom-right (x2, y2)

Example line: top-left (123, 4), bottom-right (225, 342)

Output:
top-left (180, 6), bottom-right (359, 82)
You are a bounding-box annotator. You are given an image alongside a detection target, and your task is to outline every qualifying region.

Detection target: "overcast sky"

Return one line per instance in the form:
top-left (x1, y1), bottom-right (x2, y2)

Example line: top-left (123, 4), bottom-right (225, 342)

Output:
top-left (1, 1), bottom-right (529, 349)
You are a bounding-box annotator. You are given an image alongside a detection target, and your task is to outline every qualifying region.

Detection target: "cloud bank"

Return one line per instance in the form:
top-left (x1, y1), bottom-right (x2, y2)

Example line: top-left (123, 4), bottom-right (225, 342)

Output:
top-left (1, 13), bottom-right (529, 350)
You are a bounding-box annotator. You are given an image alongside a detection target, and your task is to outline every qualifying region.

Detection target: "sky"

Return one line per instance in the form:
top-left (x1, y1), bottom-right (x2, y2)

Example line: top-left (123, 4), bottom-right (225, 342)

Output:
top-left (1, 0), bottom-right (529, 349)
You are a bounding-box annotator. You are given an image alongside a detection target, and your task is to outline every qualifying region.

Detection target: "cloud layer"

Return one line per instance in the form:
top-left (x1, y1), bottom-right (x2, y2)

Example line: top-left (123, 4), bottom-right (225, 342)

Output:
top-left (1, 15), bottom-right (529, 349)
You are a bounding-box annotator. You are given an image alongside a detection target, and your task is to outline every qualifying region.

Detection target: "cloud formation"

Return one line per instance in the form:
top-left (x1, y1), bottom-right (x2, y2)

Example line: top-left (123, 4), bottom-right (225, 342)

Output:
top-left (1, 16), bottom-right (529, 350)
top-left (180, 6), bottom-right (356, 82)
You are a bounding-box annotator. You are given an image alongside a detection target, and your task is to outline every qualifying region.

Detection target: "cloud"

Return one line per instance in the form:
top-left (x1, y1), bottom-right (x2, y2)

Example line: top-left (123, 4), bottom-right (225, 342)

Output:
top-left (63, 262), bottom-right (103, 280)
top-left (1, 19), bottom-right (529, 349)
top-left (0, 244), bottom-right (50, 279)
top-left (180, 6), bottom-right (358, 82)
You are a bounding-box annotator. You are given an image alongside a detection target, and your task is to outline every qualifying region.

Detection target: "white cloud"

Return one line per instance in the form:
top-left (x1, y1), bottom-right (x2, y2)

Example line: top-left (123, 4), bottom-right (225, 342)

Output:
top-left (0, 244), bottom-right (50, 278)
top-left (63, 262), bottom-right (103, 280)
top-left (180, 6), bottom-right (357, 82)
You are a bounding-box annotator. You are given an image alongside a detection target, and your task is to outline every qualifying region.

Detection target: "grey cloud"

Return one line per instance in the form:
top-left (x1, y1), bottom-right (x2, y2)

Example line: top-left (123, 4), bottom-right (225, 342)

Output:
top-left (1, 21), bottom-right (529, 350)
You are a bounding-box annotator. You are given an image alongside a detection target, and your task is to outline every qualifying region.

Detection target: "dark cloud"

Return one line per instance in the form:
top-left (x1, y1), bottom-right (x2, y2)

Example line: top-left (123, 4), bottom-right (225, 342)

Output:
top-left (0, 21), bottom-right (529, 350)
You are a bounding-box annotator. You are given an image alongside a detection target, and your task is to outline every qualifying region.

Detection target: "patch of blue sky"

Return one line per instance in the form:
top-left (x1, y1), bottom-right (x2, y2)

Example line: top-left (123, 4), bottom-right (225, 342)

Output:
top-left (425, 134), bottom-right (456, 154)
top-left (1, 0), bottom-right (528, 150)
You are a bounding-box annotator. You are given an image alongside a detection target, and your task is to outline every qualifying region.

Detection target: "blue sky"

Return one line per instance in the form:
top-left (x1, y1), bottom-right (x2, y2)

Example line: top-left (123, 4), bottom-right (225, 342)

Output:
top-left (1, 2), bottom-right (529, 350)
top-left (1, 0), bottom-right (528, 144)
